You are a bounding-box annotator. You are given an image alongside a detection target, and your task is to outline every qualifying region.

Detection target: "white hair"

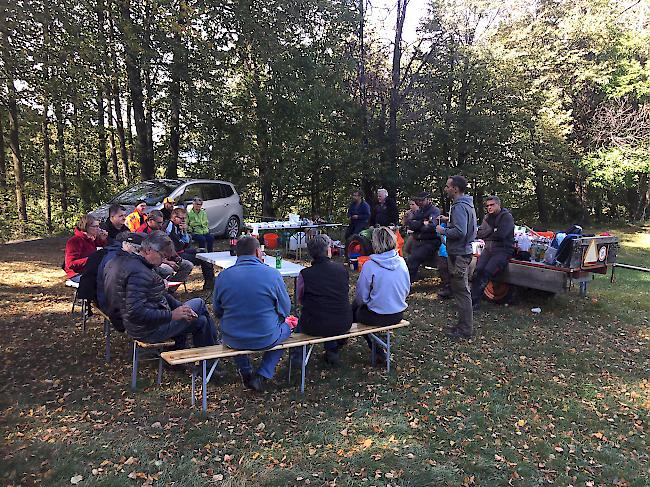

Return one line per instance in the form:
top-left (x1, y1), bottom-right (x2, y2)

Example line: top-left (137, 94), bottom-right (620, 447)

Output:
top-left (377, 188), bottom-right (388, 197)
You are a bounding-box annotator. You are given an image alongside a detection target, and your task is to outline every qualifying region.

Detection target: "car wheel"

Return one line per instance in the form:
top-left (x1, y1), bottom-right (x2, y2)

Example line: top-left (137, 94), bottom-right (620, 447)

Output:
top-left (224, 215), bottom-right (240, 237)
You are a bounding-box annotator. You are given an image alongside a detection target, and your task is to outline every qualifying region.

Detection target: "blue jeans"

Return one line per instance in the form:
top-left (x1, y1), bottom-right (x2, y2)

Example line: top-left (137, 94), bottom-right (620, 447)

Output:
top-left (192, 233), bottom-right (214, 252)
top-left (142, 298), bottom-right (218, 349)
top-left (232, 323), bottom-right (292, 379)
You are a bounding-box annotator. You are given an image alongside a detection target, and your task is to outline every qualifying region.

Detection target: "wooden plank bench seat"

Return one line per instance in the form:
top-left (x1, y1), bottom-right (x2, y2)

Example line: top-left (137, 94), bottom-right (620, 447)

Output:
top-left (162, 320), bottom-right (410, 412)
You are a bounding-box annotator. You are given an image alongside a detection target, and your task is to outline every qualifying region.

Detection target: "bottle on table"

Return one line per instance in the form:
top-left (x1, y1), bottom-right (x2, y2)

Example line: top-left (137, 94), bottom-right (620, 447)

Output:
top-left (275, 250), bottom-right (282, 269)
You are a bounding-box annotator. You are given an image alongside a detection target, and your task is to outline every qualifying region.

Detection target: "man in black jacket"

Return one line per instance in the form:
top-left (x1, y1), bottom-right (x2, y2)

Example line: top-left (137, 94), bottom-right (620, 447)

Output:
top-left (406, 191), bottom-right (441, 282)
top-left (100, 204), bottom-right (129, 243)
top-left (103, 231), bottom-right (217, 349)
top-left (471, 195), bottom-right (515, 310)
top-left (370, 188), bottom-right (399, 227)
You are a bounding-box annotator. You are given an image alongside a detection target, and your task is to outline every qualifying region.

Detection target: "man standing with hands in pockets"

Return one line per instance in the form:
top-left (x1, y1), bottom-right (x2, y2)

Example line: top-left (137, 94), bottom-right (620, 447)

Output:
top-left (436, 176), bottom-right (477, 340)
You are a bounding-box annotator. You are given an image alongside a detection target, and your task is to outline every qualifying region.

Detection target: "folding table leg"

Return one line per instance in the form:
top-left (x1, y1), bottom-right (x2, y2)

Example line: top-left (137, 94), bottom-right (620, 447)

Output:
top-left (131, 343), bottom-right (139, 391)
top-left (202, 360), bottom-right (208, 413)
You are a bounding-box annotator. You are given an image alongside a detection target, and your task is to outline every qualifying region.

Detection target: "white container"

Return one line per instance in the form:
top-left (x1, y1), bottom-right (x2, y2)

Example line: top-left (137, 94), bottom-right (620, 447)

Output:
top-left (289, 232), bottom-right (308, 250)
top-left (288, 213), bottom-right (300, 223)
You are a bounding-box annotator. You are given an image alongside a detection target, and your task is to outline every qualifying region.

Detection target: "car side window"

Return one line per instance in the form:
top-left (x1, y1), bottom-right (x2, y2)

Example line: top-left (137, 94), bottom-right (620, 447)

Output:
top-left (179, 184), bottom-right (202, 205)
top-left (201, 183), bottom-right (223, 201)
top-left (220, 184), bottom-right (234, 198)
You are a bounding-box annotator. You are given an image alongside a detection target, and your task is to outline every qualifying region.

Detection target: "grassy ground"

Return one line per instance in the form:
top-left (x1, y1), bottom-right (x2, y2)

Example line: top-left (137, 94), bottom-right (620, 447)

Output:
top-left (0, 227), bottom-right (648, 486)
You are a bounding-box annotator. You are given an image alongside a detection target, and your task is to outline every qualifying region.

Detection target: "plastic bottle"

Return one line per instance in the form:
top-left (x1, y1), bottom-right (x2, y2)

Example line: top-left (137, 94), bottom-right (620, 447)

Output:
top-left (275, 251), bottom-right (282, 269)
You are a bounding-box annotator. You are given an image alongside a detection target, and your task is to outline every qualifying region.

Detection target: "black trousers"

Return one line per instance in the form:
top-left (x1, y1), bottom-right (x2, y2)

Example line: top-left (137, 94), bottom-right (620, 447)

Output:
top-left (406, 240), bottom-right (439, 281)
top-left (182, 248), bottom-right (214, 281)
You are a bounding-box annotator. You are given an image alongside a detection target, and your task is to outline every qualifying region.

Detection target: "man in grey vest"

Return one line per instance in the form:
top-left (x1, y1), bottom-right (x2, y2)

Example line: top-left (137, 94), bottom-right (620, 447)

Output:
top-left (436, 175), bottom-right (478, 339)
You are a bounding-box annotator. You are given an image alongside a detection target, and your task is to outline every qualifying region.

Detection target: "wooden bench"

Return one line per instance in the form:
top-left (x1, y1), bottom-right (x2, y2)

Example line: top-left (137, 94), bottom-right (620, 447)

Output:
top-left (162, 320), bottom-right (410, 412)
top-left (93, 306), bottom-right (175, 391)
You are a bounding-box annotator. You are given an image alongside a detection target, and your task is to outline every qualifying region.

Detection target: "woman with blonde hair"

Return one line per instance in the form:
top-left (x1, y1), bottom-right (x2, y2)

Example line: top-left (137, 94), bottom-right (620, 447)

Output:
top-left (354, 226), bottom-right (410, 362)
top-left (64, 214), bottom-right (107, 281)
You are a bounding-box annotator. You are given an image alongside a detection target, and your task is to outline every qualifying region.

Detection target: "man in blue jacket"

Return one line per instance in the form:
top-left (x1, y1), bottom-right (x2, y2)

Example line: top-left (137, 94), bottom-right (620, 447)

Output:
top-left (345, 190), bottom-right (371, 241)
top-left (212, 236), bottom-right (293, 392)
top-left (436, 176), bottom-right (477, 340)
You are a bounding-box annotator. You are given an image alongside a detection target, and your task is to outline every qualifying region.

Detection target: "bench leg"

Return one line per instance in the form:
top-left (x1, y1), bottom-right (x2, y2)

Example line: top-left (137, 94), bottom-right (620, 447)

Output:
top-left (131, 342), bottom-right (139, 391)
top-left (71, 289), bottom-right (78, 314)
top-left (371, 338), bottom-right (376, 366)
top-left (157, 350), bottom-right (164, 385)
top-left (386, 332), bottom-right (391, 374)
top-left (202, 360), bottom-right (208, 413)
top-left (191, 368), bottom-right (196, 408)
top-left (579, 281), bottom-right (588, 297)
top-left (300, 346), bottom-right (307, 393)
top-left (104, 319), bottom-right (111, 363)
top-left (81, 300), bottom-right (87, 334)
top-left (288, 353), bottom-right (292, 383)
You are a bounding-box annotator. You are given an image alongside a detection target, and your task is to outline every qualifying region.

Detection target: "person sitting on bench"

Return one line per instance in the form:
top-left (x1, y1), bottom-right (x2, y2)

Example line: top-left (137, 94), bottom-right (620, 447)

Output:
top-left (64, 214), bottom-right (108, 282)
top-left (103, 231), bottom-right (218, 350)
top-left (187, 197), bottom-right (214, 252)
top-left (212, 236), bottom-right (293, 392)
top-left (471, 195), bottom-right (515, 311)
top-left (293, 234), bottom-right (352, 367)
top-left (354, 227), bottom-right (410, 363)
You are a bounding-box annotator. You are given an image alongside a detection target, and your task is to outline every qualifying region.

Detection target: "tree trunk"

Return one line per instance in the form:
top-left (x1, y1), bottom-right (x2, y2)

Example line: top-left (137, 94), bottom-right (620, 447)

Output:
top-left (107, 0), bottom-right (129, 183)
top-left (1, 12), bottom-right (27, 226)
top-left (167, 8), bottom-right (185, 179)
top-left (54, 101), bottom-right (68, 216)
top-left (42, 104), bottom-right (52, 232)
top-left (251, 68), bottom-right (274, 217)
top-left (126, 94), bottom-right (135, 164)
top-left (143, 0), bottom-right (154, 175)
top-left (634, 172), bottom-right (650, 222)
top-left (72, 90), bottom-right (82, 180)
top-left (108, 98), bottom-right (119, 181)
top-left (97, 0), bottom-right (108, 177)
top-left (118, 0), bottom-right (153, 180)
top-left (533, 166), bottom-right (549, 225)
top-left (456, 55), bottom-right (470, 167)
top-left (358, 0), bottom-right (368, 152)
top-left (387, 0), bottom-right (408, 179)
top-left (0, 112), bottom-right (6, 188)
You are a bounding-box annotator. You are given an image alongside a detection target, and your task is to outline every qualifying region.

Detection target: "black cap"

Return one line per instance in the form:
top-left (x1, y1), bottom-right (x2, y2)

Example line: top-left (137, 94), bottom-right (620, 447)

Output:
top-left (135, 199), bottom-right (146, 206)
top-left (124, 232), bottom-right (145, 245)
top-left (414, 191), bottom-right (431, 199)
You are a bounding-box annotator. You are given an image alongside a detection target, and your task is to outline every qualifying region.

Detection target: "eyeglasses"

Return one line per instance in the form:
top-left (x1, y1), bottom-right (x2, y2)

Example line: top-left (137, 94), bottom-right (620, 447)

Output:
top-left (89, 224), bottom-right (100, 228)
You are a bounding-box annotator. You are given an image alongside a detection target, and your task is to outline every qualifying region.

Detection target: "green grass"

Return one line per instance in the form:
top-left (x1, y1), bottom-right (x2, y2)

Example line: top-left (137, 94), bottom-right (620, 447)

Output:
top-left (0, 227), bottom-right (648, 486)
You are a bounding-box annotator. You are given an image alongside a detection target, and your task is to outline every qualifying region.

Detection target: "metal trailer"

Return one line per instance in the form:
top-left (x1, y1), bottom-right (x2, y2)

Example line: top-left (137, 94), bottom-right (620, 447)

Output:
top-left (482, 235), bottom-right (620, 303)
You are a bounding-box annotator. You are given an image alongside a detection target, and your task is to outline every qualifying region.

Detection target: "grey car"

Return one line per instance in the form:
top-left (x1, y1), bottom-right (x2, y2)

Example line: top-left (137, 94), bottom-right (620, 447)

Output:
top-left (92, 178), bottom-right (244, 236)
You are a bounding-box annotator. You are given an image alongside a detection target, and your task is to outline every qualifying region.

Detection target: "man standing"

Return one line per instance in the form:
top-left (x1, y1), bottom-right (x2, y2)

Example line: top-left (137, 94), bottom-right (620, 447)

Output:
top-left (471, 196), bottom-right (515, 310)
top-left (101, 204), bottom-right (129, 243)
top-left (345, 190), bottom-right (371, 241)
top-left (166, 207), bottom-right (215, 290)
top-left (161, 197), bottom-right (175, 221)
top-left (370, 188), bottom-right (399, 227)
top-left (436, 176), bottom-right (477, 339)
top-left (125, 200), bottom-right (148, 231)
top-left (103, 231), bottom-right (218, 349)
top-left (187, 197), bottom-right (214, 252)
top-left (406, 192), bottom-right (441, 282)
top-left (212, 236), bottom-right (293, 392)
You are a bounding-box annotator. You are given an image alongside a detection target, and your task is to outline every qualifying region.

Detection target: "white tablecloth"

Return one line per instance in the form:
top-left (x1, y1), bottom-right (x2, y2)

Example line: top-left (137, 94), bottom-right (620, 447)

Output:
top-left (196, 251), bottom-right (304, 278)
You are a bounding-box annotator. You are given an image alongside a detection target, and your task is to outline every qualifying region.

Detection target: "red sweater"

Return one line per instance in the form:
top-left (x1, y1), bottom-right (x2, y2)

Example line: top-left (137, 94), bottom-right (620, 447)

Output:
top-left (64, 228), bottom-right (106, 278)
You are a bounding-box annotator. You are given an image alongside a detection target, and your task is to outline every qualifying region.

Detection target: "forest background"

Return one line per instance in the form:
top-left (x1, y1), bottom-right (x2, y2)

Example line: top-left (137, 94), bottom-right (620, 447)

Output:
top-left (1, 0), bottom-right (649, 241)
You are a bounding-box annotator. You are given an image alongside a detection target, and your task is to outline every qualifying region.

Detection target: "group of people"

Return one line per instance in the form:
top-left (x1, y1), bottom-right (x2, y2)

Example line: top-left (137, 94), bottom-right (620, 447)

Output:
top-left (345, 175), bottom-right (516, 340)
top-left (62, 173), bottom-right (515, 393)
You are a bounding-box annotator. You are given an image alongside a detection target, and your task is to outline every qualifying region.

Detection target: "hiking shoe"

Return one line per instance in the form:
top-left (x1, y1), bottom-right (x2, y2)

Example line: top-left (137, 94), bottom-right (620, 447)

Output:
top-left (246, 374), bottom-right (266, 392)
top-left (324, 350), bottom-right (342, 368)
top-left (445, 328), bottom-right (473, 340)
top-left (437, 288), bottom-right (452, 299)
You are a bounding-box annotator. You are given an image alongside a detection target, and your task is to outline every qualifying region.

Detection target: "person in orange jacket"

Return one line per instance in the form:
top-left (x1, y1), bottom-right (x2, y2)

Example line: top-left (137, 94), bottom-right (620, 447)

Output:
top-left (125, 200), bottom-right (148, 231)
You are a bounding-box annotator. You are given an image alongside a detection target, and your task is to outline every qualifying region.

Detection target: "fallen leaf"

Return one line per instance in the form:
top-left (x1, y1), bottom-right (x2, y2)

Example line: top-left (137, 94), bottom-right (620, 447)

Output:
top-left (70, 475), bottom-right (83, 484)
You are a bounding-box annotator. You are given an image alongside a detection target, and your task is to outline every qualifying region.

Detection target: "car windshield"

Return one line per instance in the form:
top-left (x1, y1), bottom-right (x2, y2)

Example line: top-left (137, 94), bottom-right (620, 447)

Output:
top-left (110, 181), bottom-right (178, 206)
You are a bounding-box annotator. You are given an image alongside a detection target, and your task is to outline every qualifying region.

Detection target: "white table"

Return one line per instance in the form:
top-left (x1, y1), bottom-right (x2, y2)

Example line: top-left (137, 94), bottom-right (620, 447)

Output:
top-left (196, 251), bottom-right (304, 278)
top-left (197, 251), bottom-right (304, 310)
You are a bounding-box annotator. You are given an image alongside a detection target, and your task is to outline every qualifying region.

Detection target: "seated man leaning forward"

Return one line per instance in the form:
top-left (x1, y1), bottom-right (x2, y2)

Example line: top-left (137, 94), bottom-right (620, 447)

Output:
top-left (212, 236), bottom-right (293, 392)
top-left (103, 231), bottom-right (217, 350)
top-left (353, 226), bottom-right (411, 363)
top-left (294, 234), bottom-right (353, 367)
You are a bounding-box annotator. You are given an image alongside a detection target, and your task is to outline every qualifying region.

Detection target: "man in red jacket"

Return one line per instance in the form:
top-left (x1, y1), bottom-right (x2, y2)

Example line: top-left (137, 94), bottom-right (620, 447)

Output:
top-left (64, 214), bottom-right (108, 281)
